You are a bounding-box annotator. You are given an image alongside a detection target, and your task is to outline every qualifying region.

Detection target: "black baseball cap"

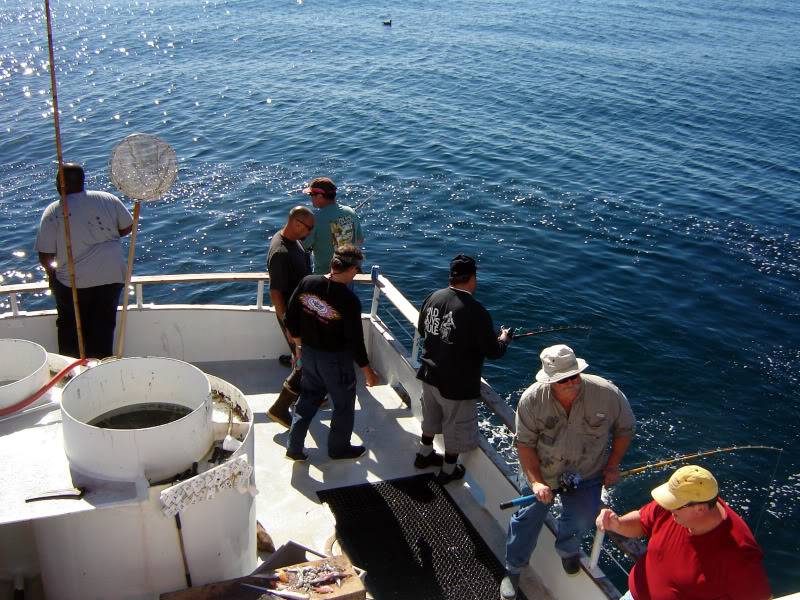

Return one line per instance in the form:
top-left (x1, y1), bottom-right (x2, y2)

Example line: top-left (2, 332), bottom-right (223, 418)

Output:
top-left (450, 254), bottom-right (477, 277)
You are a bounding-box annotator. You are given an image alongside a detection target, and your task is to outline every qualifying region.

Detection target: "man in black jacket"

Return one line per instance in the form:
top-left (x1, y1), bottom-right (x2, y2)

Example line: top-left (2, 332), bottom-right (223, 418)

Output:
top-left (415, 254), bottom-right (512, 483)
top-left (284, 244), bottom-right (380, 462)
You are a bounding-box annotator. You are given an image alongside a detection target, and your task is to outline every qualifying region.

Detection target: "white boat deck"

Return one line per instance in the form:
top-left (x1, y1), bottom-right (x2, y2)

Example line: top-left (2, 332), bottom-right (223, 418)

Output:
top-left (196, 357), bottom-right (553, 599)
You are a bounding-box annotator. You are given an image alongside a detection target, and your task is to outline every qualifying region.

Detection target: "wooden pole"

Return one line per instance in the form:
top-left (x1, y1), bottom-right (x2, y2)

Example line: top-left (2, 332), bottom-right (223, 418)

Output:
top-left (115, 201), bottom-right (141, 357)
top-left (44, 0), bottom-right (85, 358)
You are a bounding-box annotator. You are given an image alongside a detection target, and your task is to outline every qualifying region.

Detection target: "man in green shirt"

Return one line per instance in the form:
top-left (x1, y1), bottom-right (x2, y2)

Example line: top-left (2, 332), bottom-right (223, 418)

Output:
top-left (302, 177), bottom-right (363, 274)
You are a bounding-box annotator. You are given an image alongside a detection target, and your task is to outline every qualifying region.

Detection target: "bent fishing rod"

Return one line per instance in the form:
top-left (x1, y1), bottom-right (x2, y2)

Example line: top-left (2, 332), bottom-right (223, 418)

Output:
top-left (499, 445), bottom-right (782, 509)
top-left (509, 325), bottom-right (591, 339)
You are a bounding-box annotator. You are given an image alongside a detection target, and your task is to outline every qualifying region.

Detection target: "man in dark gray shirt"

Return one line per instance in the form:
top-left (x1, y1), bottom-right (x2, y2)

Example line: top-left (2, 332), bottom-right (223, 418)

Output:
top-left (266, 206), bottom-right (314, 427)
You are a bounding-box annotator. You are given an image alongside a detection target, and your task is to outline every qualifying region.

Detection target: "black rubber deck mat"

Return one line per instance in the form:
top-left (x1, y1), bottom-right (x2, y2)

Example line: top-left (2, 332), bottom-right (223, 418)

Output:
top-left (317, 473), bottom-right (518, 600)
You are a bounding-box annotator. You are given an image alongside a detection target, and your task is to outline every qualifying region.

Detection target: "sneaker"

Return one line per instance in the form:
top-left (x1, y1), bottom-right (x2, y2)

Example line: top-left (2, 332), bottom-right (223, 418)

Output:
top-left (561, 555), bottom-right (581, 576)
top-left (436, 464), bottom-right (466, 485)
top-left (329, 445), bottom-right (367, 460)
top-left (285, 450), bottom-right (308, 462)
top-left (499, 573), bottom-right (520, 600)
top-left (278, 354), bottom-right (293, 368)
top-left (414, 451), bottom-right (444, 469)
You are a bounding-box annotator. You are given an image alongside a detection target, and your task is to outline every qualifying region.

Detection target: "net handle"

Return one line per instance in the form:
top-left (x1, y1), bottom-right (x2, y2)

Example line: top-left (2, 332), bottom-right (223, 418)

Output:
top-left (115, 201), bottom-right (141, 357)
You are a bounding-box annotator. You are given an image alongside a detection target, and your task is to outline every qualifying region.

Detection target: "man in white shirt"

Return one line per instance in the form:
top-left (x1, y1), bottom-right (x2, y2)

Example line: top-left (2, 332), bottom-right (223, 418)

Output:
top-left (35, 163), bottom-right (133, 358)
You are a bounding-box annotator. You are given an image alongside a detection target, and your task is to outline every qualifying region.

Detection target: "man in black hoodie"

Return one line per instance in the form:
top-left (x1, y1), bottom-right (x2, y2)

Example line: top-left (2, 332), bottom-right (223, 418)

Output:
top-left (284, 244), bottom-right (379, 462)
top-left (414, 254), bottom-right (512, 483)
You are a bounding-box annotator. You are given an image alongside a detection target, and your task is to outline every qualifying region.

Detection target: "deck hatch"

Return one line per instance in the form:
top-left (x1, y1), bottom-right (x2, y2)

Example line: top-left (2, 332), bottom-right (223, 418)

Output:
top-left (318, 473), bottom-right (519, 600)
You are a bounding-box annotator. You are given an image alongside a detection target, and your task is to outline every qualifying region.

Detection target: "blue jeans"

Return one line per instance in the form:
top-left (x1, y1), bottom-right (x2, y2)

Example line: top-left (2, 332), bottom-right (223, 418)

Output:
top-left (287, 346), bottom-right (357, 456)
top-left (505, 477), bottom-right (602, 574)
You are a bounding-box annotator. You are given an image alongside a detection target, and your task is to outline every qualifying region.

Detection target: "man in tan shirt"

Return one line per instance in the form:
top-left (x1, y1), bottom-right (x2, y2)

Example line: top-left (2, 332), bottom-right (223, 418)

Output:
top-left (500, 344), bottom-right (635, 600)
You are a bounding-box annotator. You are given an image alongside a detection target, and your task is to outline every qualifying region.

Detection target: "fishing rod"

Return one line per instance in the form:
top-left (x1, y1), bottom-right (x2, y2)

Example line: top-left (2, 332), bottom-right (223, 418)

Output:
top-left (499, 445), bottom-right (782, 509)
top-left (352, 189), bottom-right (377, 211)
top-left (511, 325), bottom-right (591, 339)
top-left (618, 445), bottom-right (781, 478)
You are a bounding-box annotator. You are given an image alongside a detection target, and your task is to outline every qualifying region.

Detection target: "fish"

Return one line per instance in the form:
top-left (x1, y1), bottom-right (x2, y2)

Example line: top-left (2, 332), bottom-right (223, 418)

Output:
top-left (309, 572), bottom-right (350, 586)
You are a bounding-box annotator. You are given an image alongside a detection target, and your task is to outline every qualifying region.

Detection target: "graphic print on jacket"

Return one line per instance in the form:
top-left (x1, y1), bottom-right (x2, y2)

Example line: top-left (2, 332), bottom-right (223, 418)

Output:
top-left (300, 293), bottom-right (341, 323)
top-left (423, 307), bottom-right (456, 344)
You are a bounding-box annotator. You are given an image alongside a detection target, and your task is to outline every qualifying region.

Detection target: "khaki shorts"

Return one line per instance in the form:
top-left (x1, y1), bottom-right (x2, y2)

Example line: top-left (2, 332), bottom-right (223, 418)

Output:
top-left (420, 381), bottom-right (479, 454)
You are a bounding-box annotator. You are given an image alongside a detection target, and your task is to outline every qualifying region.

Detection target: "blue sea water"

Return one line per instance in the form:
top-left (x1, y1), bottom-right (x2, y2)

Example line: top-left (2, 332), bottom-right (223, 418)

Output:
top-left (1, 0), bottom-right (799, 593)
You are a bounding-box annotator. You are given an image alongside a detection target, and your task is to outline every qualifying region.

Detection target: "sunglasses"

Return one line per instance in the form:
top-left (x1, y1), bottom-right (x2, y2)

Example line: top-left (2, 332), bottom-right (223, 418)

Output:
top-left (295, 219), bottom-right (313, 231)
top-left (555, 373), bottom-right (581, 384)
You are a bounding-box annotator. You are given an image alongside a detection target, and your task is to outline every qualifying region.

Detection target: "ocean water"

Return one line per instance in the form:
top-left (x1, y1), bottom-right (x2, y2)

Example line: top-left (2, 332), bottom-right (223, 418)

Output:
top-left (1, 0), bottom-right (799, 593)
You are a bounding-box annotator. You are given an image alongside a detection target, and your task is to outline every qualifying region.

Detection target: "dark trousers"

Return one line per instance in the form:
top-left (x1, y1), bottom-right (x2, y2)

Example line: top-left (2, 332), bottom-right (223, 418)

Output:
top-left (277, 315), bottom-right (302, 392)
top-left (51, 278), bottom-right (123, 359)
top-left (287, 346), bottom-right (356, 456)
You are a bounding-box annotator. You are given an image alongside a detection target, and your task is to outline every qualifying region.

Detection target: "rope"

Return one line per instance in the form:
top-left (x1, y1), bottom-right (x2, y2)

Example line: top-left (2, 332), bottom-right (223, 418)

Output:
top-left (44, 0), bottom-right (85, 358)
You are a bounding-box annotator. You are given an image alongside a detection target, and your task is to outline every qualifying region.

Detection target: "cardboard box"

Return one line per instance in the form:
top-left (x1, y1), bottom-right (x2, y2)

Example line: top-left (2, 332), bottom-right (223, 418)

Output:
top-left (161, 552), bottom-right (365, 600)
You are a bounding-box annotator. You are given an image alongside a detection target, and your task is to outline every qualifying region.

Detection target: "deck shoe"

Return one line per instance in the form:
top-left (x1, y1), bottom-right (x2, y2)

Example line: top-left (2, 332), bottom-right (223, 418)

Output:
top-left (436, 464), bottom-right (466, 485)
top-left (561, 555), bottom-right (581, 576)
top-left (414, 451), bottom-right (444, 469)
top-left (278, 354), bottom-right (293, 368)
top-left (499, 573), bottom-right (520, 600)
top-left (285, 450), bottom-right (309, 462)
top-left (329, 445), bottom-right (367, 460)
top-left (267, 385), bottom-right (298, 428)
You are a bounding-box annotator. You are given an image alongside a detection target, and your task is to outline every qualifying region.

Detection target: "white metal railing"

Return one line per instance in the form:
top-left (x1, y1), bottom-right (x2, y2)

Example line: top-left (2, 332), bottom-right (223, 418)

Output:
top-left (1, 271), bottom-right (381, 316)
top-left (0, 273), bottom-right (275, 317)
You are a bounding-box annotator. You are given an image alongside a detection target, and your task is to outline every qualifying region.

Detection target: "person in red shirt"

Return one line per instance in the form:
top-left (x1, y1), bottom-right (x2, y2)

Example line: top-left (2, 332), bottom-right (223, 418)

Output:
top-left (596, 464), bottom-right (771, 600)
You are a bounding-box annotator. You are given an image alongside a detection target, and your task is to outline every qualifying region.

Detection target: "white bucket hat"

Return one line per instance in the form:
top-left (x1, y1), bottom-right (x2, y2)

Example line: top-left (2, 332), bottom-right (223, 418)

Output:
top-left (536, 344), bottom-right (588, 384)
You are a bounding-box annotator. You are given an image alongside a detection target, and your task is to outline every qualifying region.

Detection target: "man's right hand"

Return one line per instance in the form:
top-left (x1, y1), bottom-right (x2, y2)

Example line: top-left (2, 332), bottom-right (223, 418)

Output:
top-left (532, 481), bottom-right (553, 504)
top-left (364, 367), bottom-right (380, 387)
top-left (595, 508), bottom-right (619, 533)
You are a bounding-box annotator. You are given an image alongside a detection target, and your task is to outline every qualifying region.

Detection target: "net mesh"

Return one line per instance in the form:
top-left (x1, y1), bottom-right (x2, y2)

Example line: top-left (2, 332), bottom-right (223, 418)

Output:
top-left (109, 133), bottom-right (178, 200)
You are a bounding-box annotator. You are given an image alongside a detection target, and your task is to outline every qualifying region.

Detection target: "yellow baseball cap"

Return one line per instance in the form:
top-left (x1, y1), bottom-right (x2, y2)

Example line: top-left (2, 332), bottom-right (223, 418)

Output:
top-left (651, 465), bottom-right (719, 510)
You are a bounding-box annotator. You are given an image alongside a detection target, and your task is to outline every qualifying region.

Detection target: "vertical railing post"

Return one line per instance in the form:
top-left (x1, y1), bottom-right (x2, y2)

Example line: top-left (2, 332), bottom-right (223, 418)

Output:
top-left (135, 283), bottom-right (143, 309)
top-left (10, 293), bottom-right (19, 316)
top-left (369, 266), bottom-right (381, 319)
top-left (256, 280), bottom-right (264, 310)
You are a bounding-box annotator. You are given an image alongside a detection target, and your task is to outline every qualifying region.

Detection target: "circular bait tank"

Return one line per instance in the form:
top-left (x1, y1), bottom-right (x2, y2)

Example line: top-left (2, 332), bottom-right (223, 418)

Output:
top-left (0, 339), bottom-right (49, 411)
top-left (61, 357), bottom-right (213, 482)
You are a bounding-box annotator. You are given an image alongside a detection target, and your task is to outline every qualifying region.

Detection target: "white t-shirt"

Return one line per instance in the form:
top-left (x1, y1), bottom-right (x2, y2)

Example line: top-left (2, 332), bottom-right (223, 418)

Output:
top-left (35, 190), bottom-right (133, 288)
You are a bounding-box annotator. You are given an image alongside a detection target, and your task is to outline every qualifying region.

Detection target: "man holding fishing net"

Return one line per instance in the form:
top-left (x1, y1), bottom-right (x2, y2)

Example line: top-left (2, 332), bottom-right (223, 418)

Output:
top-left (501, 344), bottom-right (635, 599)
top-left (596, 464), bottom-right (771, 600)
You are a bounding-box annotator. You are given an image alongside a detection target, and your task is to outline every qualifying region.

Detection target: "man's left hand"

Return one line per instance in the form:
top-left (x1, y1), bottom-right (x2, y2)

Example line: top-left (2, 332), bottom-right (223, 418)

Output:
top-left (603, 465), bottom-right (621, 486)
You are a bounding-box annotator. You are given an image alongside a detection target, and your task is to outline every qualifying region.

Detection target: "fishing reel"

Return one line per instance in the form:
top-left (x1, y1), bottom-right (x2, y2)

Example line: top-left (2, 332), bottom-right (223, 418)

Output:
top-left (557, 471), bottom-right (581, 492)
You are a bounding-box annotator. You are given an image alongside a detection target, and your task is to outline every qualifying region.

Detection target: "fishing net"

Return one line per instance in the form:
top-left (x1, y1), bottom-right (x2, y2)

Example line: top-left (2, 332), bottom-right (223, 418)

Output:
top-left (109, 133), bottom-right (178, 201)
